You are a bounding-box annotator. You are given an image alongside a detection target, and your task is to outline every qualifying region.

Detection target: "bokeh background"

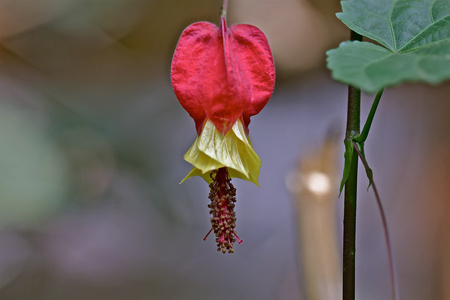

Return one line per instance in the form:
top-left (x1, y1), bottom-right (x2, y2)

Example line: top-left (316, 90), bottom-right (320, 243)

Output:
top-left (0, 0), bottom-right (448, 299)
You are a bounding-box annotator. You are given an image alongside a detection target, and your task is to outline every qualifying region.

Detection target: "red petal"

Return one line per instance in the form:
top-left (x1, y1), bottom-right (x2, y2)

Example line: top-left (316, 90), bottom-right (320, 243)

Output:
top-left (171, 22), bottom-right (215, 134)
top-left (228, 23), bottom-right (275, 130)
top-left (171, 18), bottom-right (275, 135)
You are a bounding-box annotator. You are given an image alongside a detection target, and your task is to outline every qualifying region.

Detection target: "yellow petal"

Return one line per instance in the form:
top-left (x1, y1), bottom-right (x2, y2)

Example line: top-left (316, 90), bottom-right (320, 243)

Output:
top-left (181, 119), bottom-right (261, 186)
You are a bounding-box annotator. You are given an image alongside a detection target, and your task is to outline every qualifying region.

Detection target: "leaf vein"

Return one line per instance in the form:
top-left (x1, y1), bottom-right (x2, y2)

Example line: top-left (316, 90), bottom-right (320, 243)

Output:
top-left (430, 0), bottom-right (437, 23)
top-left (388, 0), bottom-right (399, 51)
top-left (402, 37), bottom-right (450, 53)
top-left (399, 15), bottom-right (450, 52)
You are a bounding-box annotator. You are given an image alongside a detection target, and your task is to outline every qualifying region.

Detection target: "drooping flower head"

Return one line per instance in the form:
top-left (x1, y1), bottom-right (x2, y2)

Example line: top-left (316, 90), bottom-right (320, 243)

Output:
top-left (171, 3), bottom-right (275, 253)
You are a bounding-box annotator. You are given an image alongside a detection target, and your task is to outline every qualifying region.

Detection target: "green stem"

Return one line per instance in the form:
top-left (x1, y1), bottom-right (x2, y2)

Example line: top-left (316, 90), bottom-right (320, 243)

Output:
top-left (355, 89), bottom-right (384, 143)
top-left (343, 30), bottom-right (362, 300)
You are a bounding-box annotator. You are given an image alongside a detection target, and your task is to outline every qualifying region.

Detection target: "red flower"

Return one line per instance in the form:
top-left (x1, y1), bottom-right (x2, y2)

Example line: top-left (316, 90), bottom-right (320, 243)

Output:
top-left (171, 16), bottom-right (275, 135)
top-left (171, 8), bottom-right (275, 253)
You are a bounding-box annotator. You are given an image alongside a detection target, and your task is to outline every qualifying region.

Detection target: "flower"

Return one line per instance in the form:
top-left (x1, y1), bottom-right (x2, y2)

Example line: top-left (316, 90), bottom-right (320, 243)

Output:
top-left (171, 12), bottom-right (275, 253)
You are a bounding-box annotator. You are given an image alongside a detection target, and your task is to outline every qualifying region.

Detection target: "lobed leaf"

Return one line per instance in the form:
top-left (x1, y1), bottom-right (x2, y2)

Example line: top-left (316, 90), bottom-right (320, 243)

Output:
top-left (327, 0), bottom-right (450, 93)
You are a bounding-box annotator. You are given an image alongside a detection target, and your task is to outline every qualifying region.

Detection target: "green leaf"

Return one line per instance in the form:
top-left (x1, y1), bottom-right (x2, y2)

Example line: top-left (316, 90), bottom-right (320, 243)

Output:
top-left (327, 0), bottom-right (450, 93)
top-left (339, 139), bottom-right (355, 195)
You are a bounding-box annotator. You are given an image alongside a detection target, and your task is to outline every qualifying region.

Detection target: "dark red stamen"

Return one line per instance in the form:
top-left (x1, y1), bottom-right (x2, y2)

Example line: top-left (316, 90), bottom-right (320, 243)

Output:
top-left (205, 168), bottom-right (241, 253)
top-left (203, 229), bottom-right (213, 241)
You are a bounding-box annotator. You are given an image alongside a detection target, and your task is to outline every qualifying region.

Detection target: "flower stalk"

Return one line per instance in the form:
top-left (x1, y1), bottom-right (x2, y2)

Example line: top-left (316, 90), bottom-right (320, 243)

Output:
top-left (221, 0), bottom-right (228, 18)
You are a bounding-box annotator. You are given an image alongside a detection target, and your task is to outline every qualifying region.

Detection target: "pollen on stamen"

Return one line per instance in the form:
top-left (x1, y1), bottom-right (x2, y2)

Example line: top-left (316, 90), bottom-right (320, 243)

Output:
top-left (204, 168), bottom-right (242, 253)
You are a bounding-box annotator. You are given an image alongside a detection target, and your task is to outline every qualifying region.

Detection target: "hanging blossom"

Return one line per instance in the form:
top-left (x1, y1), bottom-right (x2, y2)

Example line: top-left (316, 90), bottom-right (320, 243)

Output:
top-left (171, 2), bottom-right (275, 253)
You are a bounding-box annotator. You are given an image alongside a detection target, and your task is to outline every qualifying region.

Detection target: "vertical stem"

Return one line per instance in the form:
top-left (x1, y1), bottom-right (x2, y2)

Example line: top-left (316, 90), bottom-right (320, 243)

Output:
top-left (343, 30), bottom-right (362, 300)
top-left (222, 0), bottom-right (228, 18)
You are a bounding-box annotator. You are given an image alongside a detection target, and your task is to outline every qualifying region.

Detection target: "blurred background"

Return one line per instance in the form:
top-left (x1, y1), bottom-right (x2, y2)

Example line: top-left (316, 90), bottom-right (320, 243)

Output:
top-left (0, 0), bottom-right (448, 299)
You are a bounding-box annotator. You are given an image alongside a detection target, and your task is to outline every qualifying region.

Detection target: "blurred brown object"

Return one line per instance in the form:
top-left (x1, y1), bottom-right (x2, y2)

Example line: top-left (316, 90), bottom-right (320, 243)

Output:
top-left (0, 0), bottom-right (75, 40)
top-left (304, 0), bottom-right (342, 17)
top-left (0, 0), bottom-right (222, 112)
top-left (286, 127), bottom-right (342, 300)
top-left (232, 0), bottom-right (347, 76)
